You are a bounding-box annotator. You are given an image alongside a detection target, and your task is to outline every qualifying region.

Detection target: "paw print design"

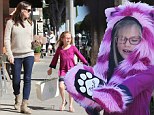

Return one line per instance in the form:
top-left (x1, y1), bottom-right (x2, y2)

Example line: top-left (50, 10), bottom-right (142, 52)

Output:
top-left (75, 69), bottom-right (105, 99)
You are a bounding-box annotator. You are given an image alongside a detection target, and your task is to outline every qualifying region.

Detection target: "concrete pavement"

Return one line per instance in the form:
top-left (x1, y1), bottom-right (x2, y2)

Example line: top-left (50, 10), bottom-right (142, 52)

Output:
top-left (0, 55), bottom-right (87, 115)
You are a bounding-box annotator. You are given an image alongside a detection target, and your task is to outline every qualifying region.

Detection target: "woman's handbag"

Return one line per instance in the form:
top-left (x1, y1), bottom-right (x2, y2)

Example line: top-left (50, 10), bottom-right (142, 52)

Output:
top-left (35, 77), bottom-right (59, 101)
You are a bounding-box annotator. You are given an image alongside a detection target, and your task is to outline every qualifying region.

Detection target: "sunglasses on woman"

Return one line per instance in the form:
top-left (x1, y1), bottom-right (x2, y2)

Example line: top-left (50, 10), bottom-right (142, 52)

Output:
top-left (25, 8), bottom-right (31, 13)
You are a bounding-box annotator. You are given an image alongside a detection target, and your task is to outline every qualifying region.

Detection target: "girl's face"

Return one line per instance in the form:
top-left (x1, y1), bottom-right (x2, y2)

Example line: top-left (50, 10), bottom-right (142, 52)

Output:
top-left (22, 6), bottom-right (31, 19)
top-left (116, 25), bottom-right (141, 59)
top-left (61, 33), bottom-right (72, 46)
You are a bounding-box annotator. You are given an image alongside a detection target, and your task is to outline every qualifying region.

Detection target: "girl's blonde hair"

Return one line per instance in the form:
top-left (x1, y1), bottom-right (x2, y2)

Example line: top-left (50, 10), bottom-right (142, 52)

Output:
top-left (57, 31), bottom-right (74, 47)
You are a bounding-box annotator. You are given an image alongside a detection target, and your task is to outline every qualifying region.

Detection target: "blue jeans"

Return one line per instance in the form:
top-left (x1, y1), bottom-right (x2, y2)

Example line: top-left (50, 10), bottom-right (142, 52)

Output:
top-left (11, 56), bottom-right (34, 100)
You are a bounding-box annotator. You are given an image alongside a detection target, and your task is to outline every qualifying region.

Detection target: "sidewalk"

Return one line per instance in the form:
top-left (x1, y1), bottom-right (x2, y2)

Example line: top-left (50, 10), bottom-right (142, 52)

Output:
top-left (0, 55), bottom-right (87, 115)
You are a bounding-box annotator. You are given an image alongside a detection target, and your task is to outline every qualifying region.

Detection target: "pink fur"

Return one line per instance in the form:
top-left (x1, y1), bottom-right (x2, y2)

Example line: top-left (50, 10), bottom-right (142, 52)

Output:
top-left (64, 64), bottom-right (102, 109)
top-left (93, 86), bottom-right (132, 113)
top-left (64, 2), bottom-right (154, 113)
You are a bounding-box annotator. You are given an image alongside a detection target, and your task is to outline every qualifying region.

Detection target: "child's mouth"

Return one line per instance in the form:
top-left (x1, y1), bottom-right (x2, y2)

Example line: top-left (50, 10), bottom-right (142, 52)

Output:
top-left (123, 49), bottom-right (132, 54)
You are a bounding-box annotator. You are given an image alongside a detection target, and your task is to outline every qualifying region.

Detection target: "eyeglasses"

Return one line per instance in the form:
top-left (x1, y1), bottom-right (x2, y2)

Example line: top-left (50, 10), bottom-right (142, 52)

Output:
top-left (25, 8), bottom-right (31, 13)
top-left (116, 36), bottom-right (141, 45)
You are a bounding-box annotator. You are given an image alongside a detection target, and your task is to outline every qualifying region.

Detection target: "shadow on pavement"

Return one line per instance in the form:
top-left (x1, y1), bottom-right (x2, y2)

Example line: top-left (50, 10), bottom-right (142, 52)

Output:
top-left (0, 103), bottom-right (19, 113)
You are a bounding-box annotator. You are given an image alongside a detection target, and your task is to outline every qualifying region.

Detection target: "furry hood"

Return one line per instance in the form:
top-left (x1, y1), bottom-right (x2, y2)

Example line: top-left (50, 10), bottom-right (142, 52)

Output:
top-left (94, 2), bottom-right (154, 84)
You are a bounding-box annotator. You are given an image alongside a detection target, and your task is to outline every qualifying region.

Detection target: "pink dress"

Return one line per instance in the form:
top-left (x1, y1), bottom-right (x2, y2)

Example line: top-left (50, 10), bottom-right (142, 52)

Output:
top-left (49, 45), bottom-right (88, 76)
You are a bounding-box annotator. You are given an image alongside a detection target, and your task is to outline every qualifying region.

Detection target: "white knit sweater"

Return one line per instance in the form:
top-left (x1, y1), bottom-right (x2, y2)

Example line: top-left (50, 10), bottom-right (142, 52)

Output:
top-left (4, 19), bottom-right (34, 59)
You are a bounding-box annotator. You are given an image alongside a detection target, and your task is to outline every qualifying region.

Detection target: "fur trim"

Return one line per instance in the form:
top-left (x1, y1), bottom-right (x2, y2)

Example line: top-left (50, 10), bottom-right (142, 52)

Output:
top-left (64, 64), bottom-right (102, 109)
top-left (93, 61), bottom-right (108, 81)
top-left (92, 86), bottom-right (133, 113)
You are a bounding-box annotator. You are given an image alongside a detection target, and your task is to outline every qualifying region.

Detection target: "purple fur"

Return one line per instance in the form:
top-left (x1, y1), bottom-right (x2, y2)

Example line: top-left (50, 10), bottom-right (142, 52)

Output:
top-left (98, 29), bottom-right (112, 57)
top-left (64, 2), bottom-right (154, 112)
top-left (92, 86), bottom-right (132, 113)
top-left (64, 64), bottom-right (102, 109)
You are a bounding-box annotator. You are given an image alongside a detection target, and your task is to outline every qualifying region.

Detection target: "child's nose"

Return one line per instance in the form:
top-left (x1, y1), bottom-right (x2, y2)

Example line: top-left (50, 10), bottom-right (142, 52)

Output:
top-left (124, 39), bottom-right (131, 46)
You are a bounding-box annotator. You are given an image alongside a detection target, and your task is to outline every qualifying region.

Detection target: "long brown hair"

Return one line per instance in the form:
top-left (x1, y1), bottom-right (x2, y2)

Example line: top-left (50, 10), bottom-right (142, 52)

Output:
top-left (56, 31), bottom-right (74, 47)
top-left (12, 1), bottom-right (32, 28)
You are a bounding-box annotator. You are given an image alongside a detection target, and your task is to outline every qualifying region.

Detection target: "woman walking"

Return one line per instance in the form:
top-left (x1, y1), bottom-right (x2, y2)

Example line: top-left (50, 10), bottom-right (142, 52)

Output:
top-left (4, 1), bottom-right (34, 114)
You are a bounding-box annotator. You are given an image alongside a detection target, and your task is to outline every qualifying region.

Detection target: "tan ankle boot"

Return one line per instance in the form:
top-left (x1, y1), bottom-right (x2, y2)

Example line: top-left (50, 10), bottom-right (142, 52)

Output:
top-left (14, 94), bottom-right (21, 111)
top-left (20, 99), bottom-right (32, 114)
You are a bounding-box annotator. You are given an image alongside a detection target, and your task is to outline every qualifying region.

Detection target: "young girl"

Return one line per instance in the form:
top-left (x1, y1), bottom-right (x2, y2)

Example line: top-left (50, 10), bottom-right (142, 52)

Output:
top-left (47, 31), bottom-right (88, 112)
top-left (64, 2), bottom-right (154, 115)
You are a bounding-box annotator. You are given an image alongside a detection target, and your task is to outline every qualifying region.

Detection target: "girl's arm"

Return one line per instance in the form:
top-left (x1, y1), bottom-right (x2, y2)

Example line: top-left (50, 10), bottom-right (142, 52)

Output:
top-left (73, 46), bottom-right (88, 65)
top-left (49, 47), bottom-right (60, 69)
top-left (92, 66), bottom-right (154, 113)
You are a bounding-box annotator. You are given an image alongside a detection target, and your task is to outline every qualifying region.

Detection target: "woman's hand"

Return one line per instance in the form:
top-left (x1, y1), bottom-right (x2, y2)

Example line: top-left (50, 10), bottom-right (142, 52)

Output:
top-left (9, 57), bottom-right (14, 64)
top-left (47, 68), bottom-right (52, 75)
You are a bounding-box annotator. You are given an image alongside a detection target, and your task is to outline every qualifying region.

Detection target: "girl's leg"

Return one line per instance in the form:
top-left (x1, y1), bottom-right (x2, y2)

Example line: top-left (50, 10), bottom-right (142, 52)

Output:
top-left (69, 94), bottom-right (74, 112)
top-left (59, 77), bottom-right (67, 111)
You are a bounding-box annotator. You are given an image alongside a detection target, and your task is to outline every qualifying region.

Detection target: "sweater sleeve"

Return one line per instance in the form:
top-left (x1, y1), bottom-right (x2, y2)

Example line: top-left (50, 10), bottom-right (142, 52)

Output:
top-left (73, 46), bottom-right (88, 65)
top-left (122, 66), bottom-right (154, 98)
top-left (4, 20), bottom-right (14, 60)
top-left (49, 47), bottom-right (60, 68)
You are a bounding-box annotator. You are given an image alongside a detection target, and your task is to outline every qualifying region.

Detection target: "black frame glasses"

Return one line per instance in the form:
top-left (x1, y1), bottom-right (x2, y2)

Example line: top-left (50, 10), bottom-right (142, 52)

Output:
top-left (116, 36), bottom-right (141, 45)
